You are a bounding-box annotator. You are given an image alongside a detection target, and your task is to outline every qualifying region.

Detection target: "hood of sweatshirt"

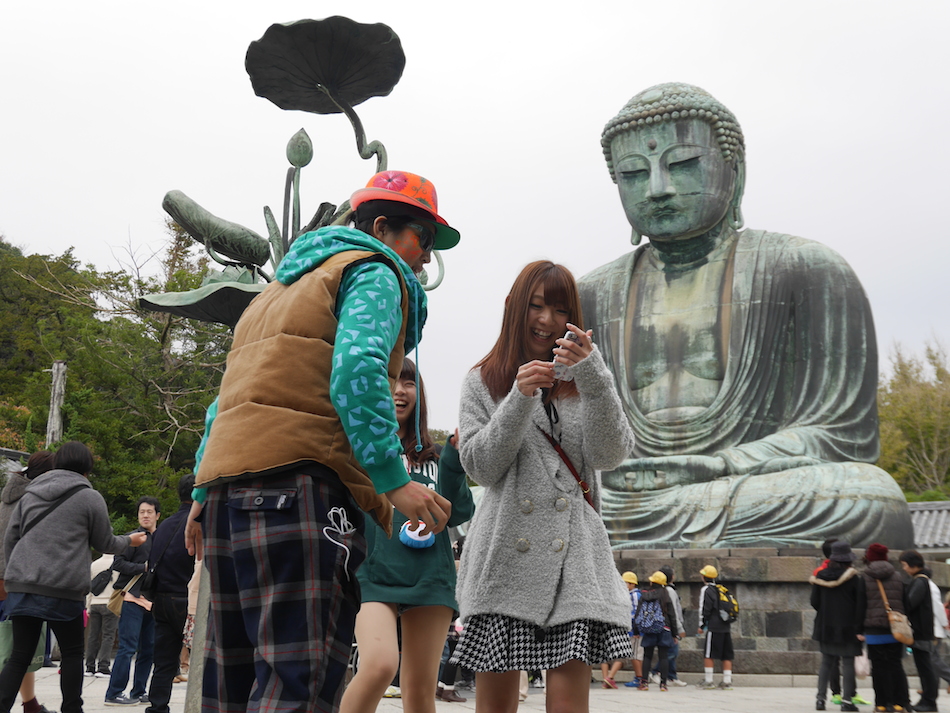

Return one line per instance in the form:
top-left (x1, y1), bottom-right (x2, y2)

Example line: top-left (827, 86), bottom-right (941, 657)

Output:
top-left (276, 226), bottom-right (427, 352)
top-left (864, 560), bottom-right (896, 580)
top-left (1, 473), bottom-right (30, 505)
top-left (24, 469), bottom-right (92, 502)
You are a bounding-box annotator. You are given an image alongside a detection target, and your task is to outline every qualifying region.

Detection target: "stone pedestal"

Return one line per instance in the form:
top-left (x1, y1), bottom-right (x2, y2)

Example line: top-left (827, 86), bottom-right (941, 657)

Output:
top-left (614, 547), bottom-right (950, 675)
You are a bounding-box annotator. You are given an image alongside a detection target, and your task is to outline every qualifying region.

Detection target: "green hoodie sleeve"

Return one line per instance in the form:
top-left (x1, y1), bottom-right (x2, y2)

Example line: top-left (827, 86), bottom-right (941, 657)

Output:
top-left (331, 261), bottom-right (410, 494)
top-left (191, 397), bottom-right (218, 504)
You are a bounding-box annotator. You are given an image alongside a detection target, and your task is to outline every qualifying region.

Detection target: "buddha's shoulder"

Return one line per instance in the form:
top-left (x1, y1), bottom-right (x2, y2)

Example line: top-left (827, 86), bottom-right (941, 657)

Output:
top-left (738, 229), bottom-right (857, 274)
top-left (578, 249), bottom-right (640, 288)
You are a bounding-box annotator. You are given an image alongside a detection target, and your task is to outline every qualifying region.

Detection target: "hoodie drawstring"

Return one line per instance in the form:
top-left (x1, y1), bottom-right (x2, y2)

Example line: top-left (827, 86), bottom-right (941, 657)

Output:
top-left (413, 304), bottom-right (422, 452)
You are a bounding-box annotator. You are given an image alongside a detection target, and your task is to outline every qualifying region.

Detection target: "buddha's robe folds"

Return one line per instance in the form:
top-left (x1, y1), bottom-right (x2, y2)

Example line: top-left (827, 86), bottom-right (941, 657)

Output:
top-left (578, 229), bottom-right (913, 549)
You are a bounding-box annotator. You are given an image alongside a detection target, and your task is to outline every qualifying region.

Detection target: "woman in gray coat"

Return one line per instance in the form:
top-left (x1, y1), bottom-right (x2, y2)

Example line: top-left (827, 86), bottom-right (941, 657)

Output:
top-left (452, 261), bottom-right (636, 713)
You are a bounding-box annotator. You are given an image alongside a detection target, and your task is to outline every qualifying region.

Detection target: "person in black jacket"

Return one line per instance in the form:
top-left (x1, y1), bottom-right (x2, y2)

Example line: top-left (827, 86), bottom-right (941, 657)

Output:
top-left (810, 541), bottom-right (862, 712)
top-left (637, 571), bottom-right (679, 692)
top-left (143, 476), bottom-right (195, 713)
top-left (697, 565), bottom-right (735, 690)
top-left (105, 496), bottom-right (160, 706)
top-left (900, 549), bottom-right (938, 712)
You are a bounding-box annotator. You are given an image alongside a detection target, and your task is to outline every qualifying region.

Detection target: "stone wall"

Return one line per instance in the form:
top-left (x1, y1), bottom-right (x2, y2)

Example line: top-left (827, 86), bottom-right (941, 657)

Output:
top-left (613, 547), bottom-right (950, 675)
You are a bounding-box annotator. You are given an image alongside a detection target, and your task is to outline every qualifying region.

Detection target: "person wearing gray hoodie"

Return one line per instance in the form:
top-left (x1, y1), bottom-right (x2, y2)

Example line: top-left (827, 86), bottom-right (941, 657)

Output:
top-left (0, 442), bottom-right (145, 713)
top-left (0, 450), bottom-right (56, 713)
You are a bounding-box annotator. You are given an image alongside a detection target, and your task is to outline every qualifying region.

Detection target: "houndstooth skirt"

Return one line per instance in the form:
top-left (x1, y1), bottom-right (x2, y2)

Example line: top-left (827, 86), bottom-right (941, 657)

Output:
top-left (450, 614), bottom-right (633, 672)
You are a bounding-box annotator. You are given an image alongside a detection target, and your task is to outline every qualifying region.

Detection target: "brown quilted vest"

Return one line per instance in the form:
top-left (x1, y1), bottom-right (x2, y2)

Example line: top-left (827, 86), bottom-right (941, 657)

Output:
top-left (196, 250), bottom-right (409, 534)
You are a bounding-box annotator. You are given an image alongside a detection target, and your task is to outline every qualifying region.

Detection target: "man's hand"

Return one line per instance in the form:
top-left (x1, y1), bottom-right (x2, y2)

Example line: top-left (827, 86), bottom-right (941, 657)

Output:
top-left (184, 501), bottom-right (203, 559)
top-left (129, 532), bottom-right (147, 547)
top-left (387, 480), bottom-right (452, 536)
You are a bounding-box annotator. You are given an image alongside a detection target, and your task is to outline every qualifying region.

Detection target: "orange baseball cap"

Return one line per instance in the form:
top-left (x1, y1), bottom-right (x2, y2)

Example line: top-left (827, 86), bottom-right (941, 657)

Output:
top-left (350, 170), bottom-right (460, 250)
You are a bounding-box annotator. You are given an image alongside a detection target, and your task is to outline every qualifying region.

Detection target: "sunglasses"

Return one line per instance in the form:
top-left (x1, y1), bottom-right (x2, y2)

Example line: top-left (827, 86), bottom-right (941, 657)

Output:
top-left (406, 222), bottom-right (436, 253)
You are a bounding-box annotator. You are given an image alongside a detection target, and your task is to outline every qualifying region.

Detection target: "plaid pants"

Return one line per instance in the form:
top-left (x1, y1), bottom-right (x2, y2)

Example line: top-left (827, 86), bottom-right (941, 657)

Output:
top-left (201, 468), bottom-right (366, 713)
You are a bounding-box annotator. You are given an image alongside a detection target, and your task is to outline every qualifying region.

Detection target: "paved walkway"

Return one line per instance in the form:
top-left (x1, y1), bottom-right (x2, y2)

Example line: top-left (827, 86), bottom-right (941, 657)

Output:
top-left (25, 667), bottom-right (895, 713)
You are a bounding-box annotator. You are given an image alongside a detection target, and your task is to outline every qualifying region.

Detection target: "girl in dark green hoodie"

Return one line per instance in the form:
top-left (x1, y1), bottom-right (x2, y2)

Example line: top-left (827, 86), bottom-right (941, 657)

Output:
top-left (340, 359), bottom-right (475, 713)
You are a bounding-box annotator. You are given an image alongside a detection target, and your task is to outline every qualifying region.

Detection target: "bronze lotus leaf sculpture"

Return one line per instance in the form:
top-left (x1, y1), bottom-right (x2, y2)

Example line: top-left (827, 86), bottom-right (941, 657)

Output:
top-left (245, 16), bottom-right (405, 115)
top-left (141, 16), bottom-right (410, 328)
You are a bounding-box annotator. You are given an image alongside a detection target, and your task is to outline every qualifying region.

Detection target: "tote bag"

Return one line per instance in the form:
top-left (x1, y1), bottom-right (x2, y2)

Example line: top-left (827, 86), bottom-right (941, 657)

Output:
top-left (0, 620), bottom-right (46, 673)
top-left (107, 574), bottom-right (142, 617)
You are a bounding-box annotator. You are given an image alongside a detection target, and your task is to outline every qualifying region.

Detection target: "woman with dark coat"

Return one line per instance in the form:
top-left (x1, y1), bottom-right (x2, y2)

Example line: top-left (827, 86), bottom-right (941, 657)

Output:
top-left (856, 542), bottom-right (911, 713)
top-left (637, 571), bottom-right (679, 692)
top-left (810, 541), bottom-right (862, 712)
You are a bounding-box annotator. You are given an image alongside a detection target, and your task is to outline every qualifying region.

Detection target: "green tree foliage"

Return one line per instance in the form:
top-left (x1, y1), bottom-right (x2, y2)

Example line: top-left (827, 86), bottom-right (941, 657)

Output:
top-left (429, 428), bottom-right (450, 447)
top-left (878, 343), bottom-right (950, 500)
top-left (0, 225), bottom-right (230, 519)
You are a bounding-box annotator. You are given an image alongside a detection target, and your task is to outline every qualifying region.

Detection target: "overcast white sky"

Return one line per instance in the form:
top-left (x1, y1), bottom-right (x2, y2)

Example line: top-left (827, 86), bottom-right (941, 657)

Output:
top-left (2, 1), bottom-right (948, 429)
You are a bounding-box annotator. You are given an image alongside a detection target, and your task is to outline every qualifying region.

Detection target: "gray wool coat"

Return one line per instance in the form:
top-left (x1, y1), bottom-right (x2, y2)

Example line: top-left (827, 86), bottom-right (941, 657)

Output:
top-left (456, 347), bottom-right (635, 630)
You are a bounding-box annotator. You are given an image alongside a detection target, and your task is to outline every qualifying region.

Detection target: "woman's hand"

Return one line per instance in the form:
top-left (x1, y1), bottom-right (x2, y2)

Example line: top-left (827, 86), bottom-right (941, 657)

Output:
top-left (516, 360), bottom-right (556, 397)
top-left (553, 323), bottom-right (593, 369)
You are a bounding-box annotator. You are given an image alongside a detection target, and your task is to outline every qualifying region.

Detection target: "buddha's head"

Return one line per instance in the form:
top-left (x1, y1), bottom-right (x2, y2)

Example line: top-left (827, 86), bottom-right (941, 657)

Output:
top-left (602, 83), bottom-right (746, 243)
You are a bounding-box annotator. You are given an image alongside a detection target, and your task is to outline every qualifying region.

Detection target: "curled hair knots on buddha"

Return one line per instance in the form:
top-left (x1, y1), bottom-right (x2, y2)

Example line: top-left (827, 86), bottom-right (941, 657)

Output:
top-left (601, 82), bottom-right (746, 182)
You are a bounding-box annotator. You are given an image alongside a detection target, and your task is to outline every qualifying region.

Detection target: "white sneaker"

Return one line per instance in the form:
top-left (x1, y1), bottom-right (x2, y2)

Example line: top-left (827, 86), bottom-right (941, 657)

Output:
top-left (383, 686), bottom-right (401, 698)
top-left (649, 672), bottom-right (661, 684)
top-left (671, 678), bottom-right (688, 687)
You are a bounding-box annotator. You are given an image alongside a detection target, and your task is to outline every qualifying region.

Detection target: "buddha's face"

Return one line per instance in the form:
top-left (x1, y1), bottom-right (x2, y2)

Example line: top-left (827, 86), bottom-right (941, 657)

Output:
top-left (610, 119), bottom-right (738, 242)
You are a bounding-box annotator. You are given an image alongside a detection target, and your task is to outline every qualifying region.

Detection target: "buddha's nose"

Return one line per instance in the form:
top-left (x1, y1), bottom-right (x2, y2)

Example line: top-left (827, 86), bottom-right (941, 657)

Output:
top-left (648, 168), bottom-right (675, 199)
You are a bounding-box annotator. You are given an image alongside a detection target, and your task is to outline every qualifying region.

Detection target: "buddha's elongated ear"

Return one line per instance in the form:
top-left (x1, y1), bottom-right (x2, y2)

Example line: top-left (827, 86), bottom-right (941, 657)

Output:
top-left (728, 158), bottom-right (746, 230)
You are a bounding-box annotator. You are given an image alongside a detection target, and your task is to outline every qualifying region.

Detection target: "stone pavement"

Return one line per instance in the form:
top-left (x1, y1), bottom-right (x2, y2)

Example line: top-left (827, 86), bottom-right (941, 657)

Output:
top-left (25, 667), bottom-right (902, 713)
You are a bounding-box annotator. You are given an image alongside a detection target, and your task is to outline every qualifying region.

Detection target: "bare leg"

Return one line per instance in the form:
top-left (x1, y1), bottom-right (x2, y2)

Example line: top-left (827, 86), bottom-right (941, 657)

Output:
top-left (399, 605), bottom-right (454, 713)
top-left (474, 670), bottom-right (520, 713)
top-left (339, 603), bottom-right (400, 713)
top-left (19, 671), bottom-right (36, 702)
top-left (545, 660), bottom-right (591, 713)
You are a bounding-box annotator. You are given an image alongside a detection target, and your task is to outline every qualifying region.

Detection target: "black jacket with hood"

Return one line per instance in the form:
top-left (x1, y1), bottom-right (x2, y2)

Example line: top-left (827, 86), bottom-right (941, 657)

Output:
top-left (810, 565), bottom-right (862, 645)
top-left (857, 559), bottom-right (908, 636)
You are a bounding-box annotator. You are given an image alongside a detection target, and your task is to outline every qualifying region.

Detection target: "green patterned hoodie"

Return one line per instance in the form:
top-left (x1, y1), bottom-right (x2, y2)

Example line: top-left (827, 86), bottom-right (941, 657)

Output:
top-left (194, 225), bottom-right (427, 499)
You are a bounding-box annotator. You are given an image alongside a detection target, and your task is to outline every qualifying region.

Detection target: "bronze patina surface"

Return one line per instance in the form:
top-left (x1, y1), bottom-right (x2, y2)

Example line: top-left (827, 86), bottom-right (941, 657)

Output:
top-left (579, 83), bottom-right (912, 549)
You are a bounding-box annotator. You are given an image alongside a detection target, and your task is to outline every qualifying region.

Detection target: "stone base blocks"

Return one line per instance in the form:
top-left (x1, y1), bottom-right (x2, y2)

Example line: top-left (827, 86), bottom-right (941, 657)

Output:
top-left (614, 547), bottom-right (950, 675)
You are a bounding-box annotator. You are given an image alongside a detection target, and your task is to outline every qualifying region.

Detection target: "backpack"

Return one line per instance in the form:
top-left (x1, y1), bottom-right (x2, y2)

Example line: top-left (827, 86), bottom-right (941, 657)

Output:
top-left (90, 566), bottom-right (113, 596)
top-left (633, 595), bottom-right (666, 634)
top-left (714, 583), bottom-right (739, 622)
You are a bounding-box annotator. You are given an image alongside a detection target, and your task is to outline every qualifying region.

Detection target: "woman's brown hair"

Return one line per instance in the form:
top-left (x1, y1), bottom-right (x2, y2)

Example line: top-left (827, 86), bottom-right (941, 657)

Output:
top-left (475, 261), bottom-right (583, 402)
top-left (398, 357), bottom-right (438, 466)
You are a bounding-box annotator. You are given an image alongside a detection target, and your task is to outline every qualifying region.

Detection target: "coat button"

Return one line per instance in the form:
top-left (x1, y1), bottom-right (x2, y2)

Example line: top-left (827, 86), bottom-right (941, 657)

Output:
top-left (516, 538), bottom-right (530, 552)
top-left (253, 496), bottom-right (264, 505)
top-left (551, 539), bottom-right (565, 552)
top-left (520, 499), bottom-right (534, 514)
top-left (555, 497), bottom-right (569, 511)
